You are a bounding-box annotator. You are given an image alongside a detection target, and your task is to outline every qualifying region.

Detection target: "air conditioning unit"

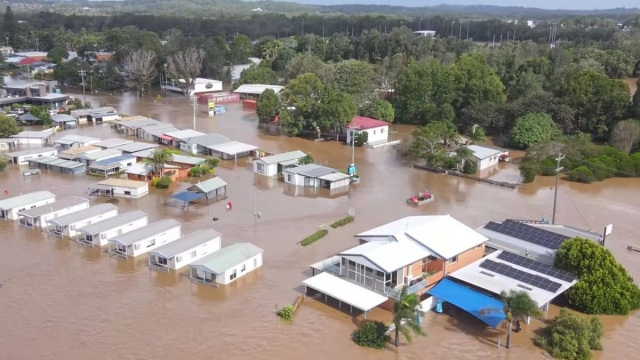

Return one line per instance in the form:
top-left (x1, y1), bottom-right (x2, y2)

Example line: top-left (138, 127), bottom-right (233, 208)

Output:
top-left (404, 276), bottom-right (413, 285)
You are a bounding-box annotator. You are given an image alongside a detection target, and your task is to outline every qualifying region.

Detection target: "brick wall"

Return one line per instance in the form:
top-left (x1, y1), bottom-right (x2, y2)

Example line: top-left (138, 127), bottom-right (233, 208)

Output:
top-left (444, 244), bottom-right (485, 274)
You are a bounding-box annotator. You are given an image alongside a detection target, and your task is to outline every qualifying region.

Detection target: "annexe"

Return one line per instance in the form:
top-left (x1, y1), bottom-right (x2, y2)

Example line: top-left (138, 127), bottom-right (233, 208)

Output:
top-left (46, 203), bottom-right (119, 238)
top-left (17, 196), bottom-right (89, 229)
top-left (207, 141), bottom-right (258, 161)
top-left (189, 242), bottom-right (263, 287)
top-left (0, 191), bottom-right (56, 221)
top-left (108, 219), bottom-right (182, 258)
top-left (148, 229), bottom-right (222, 272)
top-left (76, 210), bottom-right (149, 247)
top-left (187, 177), bottom-right (228, 202)
top-left (88, 178), bottom-right (149, 199)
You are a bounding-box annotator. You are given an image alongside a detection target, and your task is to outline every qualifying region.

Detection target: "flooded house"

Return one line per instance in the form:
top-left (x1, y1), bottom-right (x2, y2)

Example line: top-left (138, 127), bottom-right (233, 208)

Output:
top-left (345, 116), bottom-right (390, 145)
top-left (50, 114), bottom-right (78, 129)
top-left (10, 129), bottom-right (56, 146)
top-left (162, 129), bottom-right (207, 152)
top-left (207, 141), bottom-right (258, 160)
top-left (125, 163), bottom-right (184, 183)
top-left (87, 154), bottom-right (137, 177)
top-left (132, 149), bottom-right (206, 170)
top-left (137, 124), bottom-right (180, 144)
top-left (232, 84), bottom-right (284, 100)
top-left (186, 177), bottom-right (228, 202)
top-left (53, 135), bottom-right (100, 150)
top-left (282, 164), bottom-right (351, 190)
top-left (181, 133), bottom-right (230, 155)
top-left (189, 242), bottom-right (263, 287)
top-left (87, 178), bottom-right (149, 199)
top-left (107, 219), bottom-right (182, 258)
top-left (0, 138), bottom-right (17, 150)
top-left (114, 117), bottom-right (164, 136)
top-left (46, 203), bottom-right (119, 238)
top-left (253, 150), bottom-right (307, 177)
top-left (28, 157), bottom-right (87, 175)
top-left (17, 196), bottom-right (90, 229)
top-left (5, 147), bottom-right (58, 165)
top-left (0, 191), bottom-right (56, 221)
top-left (57, 145), bottom-right (101, 161)
top-left (112, 142), bottom-right (158, 155)
top-left (70, 107), bottom-right (119, 124)
top-left (77, 149), bottom-right (122, 166)
top-left (148, 229), bottom-right (222, 272)
top-left (76, 210), bottom-right (149, 247)
top-left (92, 138), bottom-right (133, 150)
top-left (464, 145), bottom-right (509, 171)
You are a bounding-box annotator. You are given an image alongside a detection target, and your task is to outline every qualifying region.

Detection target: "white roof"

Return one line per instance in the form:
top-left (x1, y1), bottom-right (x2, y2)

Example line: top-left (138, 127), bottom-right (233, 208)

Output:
top-left (466, 145), bottom-right (505, 160)
top-left (318, 172), bottom-right (351, 182)
top-left (113, 142), bottom-right (158, 153)
top-left (78, 149), bottom-right (122, 161)
top-left (356, 215), bottom-right (488, 260)
top-left (302, 272), bottom-right (388, 312)
top-left (449, 250), bottom-right (577, 307)
top-left (93, 138), bottom-right (133, 149)
top-left (55, 135), bottom-right (100, 144)
top-left (7, 147), bottom-right (57, 157)
top-left (0, 191), bottom-right (55, 210)
top-left (339, 239), bottom-right (431, 273)
top-left (233, 84), bottom-right (284, 95)
top-left (164, 129), bottom-right (206, 141)
top-left (207, 141), bottom-right (258, 155)
top-left (11, 129), bottom-right (56, 139)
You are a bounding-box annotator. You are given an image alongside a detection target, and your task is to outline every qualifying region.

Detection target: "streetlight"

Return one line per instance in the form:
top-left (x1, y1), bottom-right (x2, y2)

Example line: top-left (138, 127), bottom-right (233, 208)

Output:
top-left (451, 22), bottom-right (455, 37)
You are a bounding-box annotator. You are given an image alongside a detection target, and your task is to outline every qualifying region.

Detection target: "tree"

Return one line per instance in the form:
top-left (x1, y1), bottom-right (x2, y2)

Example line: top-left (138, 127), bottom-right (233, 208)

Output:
top-left (315, 88), bottom-right (357, 133)
top-left (352, 321), bottom-right (390, 349)
top-left (609, 119), bottom-right (640, 153)
top-left (354, 131), bottom-right (369, 146)
top-left (120, 49), bottom-right (157, 95)
top-left (505, 93), bottom-right (576, 133)
top-left (534, 309), bottom-right (603, 360)
top-left (455, 146), bottom-right (474, 171)
top-left (228, 34), bottom-right (253, 64)
top-left (407, 121), bottom-right (450, 165)
top-left (281, 73), bottom-right (324, 121)
top-left (392, 286), bottom-right (425, 347)
top-left (324, 60), bottom-right (376, 112)
top-left (482, 290), bottom-right (542, 349)
top-left (360, 98), bottom-right (394, 123)
top-left (568, 166), bottom-right (595, 183)
top-left (147, 149), bottom-right (174, 178)
top-left (284, 53), bottom-right (325, 81)
top-left (458, 102), bottom-right (506, 131)
top-left (2, 6), bottom-right (17, 48)
top-left (467, 124), bottom-right (486, 143)
top-left (205, 156), bottom-right (220, 168)
top-left (256, 89), bottom-right (280, 124)
top-left (595, 49), bottom-right (635, 79)
top-left (166, 47), bottom-right (205, 96)
top-left (378, 53), bottom-right (406, 91)
top-left (555, 237), bottom-right (640, 315)
top-left (510, 113), bottom-right (562, 149)
top-left (29, 106), bottom-right (52, 127)
top-left (450, 53), bottom-right (506, 114)
top-left (0, 157), bottom-right (7, 172)
top-left (0, 114), bottom-right (21, 138)
top-left (233, 65), bottom-right (278, 89)
top-left (299, 154), bottom-right (314, 165)
top-left (47, 47), bottom-right (69, 64)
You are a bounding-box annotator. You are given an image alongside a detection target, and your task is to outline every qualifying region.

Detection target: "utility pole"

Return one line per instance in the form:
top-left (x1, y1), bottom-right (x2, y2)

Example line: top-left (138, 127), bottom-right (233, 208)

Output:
top-left (78, 70), bottom-right (87, 105)
top-left (451, 22), bottom-right (454, 37)
top-left (466, 21), bottom-right (470, 39)
top-left (192, 96), bottom-right (197, 131)
top-left (552, 153), bottom-right (565, 224)
top-left (90, 75), bottom-right (93, 93)
top-left (459, 21), bottom-right (462, 39)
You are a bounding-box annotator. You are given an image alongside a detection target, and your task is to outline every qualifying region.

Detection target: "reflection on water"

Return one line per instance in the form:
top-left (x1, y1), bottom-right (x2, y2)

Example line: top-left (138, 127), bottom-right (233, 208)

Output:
top-left (0, 85), bottom-right (638, 359)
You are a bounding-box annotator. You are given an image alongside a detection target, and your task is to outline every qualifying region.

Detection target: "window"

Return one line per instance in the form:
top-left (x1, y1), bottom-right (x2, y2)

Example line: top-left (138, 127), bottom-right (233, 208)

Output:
top-left (134, 243), bottom-right (140, 250)
top-left (101, 233), bottom-right (107, 239)
top-left (448, 255), bottom-right (458, 264)
top-left (253, 258), bottom-right (258, 268)
top-left (381, 128), bottom-right (385, 134)
top-left (70, 225), bottom-right (76, 230)
top-left (124, 191), bottom-right (131, 196)
top-left (257, 163), bottom-right (264, 174)
top-left (147, 239), bottom-right (155, 248)
top-left (373, 130), bottom-right (376, 135)
top-left (191, 251), bottom-right (197, 258)
top-left (158, 257), bottom-right (168, 265)
top-left (241, 264), bottom-right (246, 272)
top-left (230, 269), bottom-right (237, 281)
top-left (287, 174), bottom-right (293, 182)
top-left (176, 256), bottom-right (182, 263)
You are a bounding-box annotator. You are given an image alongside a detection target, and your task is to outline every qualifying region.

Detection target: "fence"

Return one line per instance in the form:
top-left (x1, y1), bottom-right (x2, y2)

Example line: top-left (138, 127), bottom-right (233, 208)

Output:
top-left (413, 163), bottom-right (519, 189)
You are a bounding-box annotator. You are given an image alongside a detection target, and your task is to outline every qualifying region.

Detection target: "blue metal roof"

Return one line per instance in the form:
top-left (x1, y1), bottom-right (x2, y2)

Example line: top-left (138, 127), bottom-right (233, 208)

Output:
top-left (170, 191), bottom-right (205, 203)
top-left (94, 155), bottom-right (134, 165)
top-left (427, 278), bottom-right (506, 328)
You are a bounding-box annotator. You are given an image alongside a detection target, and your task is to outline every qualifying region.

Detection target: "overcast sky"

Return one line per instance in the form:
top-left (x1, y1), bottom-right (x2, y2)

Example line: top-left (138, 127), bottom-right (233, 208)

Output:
top-left (287, 1), bottom-right (638, 10)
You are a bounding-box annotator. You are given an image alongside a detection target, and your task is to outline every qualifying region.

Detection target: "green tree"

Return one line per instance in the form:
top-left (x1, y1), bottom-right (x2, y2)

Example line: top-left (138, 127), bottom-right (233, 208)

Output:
top-left (227, 34), bottom-right (253, 64)
top-left (299, 154), bottom-right (314, 165)
top-left (272, 47), bottom-right (296, 72)
top-left (467, 124), bottom-right (486, 143)
top-left (47, 47), bottom-right (70, 64)
top-left (455, 146), bottom-right (474, 171)
top-left (315, 88), bottom-right (357, 133)
top-left (0, 157), bottom-right (7, 171)
top-left (555, 237), bottom-right (640, 315)
top-left (595, 49), bottom-right (635, 79)
top-left (482, 290), bottom-right (542, 349)
top-left (281, 73), bottom-right (324, 121)
top-left (147, 149), bottom-right (174, 178)
top-left (510, 113), bottom-right (562, 149)
top-left (233, 65), bottom-right (278, 89)
top-left (29, 106), bottom-right (52, 127)
top-left (255, 88), bottom-right (280, 124)
top-left (2, 6), bottom-right (17, 48)
top-left (408, 121), bottom-right (450, 166)
top-left (450, 53), bottom-right (506, 114)
top-left (205, 156), bottom-right (220, 168)
top-left (534, 309), bottom-right (603, 360)
top-left (360, 98), bottom-right (394, 123)
top-left (354, 131), bottom-right (369, 146)
top-left (458, 102), bottom-right (506, 131)
top-left (324, 60), bottom-right (376, 111)
top-left (284, 53), bottom-right (325, 81)
top-left (0, 114), bottom-right (21, 137)
top-left (568, 166), bottom-right (595, 183)
top-left (352, 321), bottom-right (390, 349)
top-left (505, 92), bottom-right (577, 133)
top-left (392, 286), bottom-right (426, 347)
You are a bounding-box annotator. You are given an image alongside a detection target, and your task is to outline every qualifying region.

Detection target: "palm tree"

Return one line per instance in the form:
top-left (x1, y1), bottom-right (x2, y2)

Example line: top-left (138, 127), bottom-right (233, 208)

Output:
top-left (392, 286), bottom-right (426, 347)
top-left (455, 146), bottom-right (474, 171)
top-left (467, 124), bottom-right (486, 143)
top-left (147, 149), bottom-right (174, 177)
top-left (481, 290), bottom-right (543, 349)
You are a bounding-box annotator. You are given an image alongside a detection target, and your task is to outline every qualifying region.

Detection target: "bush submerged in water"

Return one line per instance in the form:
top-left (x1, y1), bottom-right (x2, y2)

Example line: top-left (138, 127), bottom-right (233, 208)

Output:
top-left (352, 321), bottom-right (390, 349)
top-left (156, 176), bottom-right (173, 189)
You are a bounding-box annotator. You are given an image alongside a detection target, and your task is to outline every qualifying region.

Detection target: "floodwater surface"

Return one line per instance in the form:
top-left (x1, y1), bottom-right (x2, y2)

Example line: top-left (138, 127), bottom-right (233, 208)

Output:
top-left (0, 88), bottom-right (639, 360)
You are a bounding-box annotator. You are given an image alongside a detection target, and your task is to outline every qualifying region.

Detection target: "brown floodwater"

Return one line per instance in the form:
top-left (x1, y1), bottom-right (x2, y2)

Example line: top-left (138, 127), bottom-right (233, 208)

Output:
top-left (1, 87), bottom-right (639, 360)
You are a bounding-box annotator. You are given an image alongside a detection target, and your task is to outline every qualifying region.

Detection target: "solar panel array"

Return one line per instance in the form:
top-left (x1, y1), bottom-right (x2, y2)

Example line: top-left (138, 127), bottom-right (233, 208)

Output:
top-left (479, 259), bottom-right (563, 293)
top-left (484, 219), bottom-right (570, 250)
top-left (497, 251), bottom-right (577, 283)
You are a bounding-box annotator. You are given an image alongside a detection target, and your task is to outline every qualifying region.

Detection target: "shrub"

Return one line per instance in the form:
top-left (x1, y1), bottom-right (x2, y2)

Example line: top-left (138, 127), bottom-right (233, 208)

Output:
top-left (277, 305), bottom-right (294, 321)
top-left (462, 159), bottom-right (478, 174)
top-left (509, 113), bottom-right (561, 149)
top-left (534, 309), bottom-right (603, 360)
top-left (0, 158), bottom-right (7, 171)
top-left (151, 177), bottom-right (161, 187)
top-left (555, 238), bottom-right (640, 315)
top-left (354, 131), bottom-right (369, 146)
top-left (568, 166), bottom-right (594, 183)
top-left (106, 198), bottom-right (120, 204)
top-left (205, 156), bottom-right (220, 168)
top-left (199, 164), bottom-right (213, 174)
top-left (519, 161), bottom-right (538, 183)
top-left (352, 321), bottom-right (390, 349)
top-left (330, 216), bottom-right (354, 229)
top-left (540, 158), bottom-right (558, 176)
top-left (156, 176), bottom-right (173, 189)
top-left (188, 166), bottom-right (204, 177)
top-left (299, 229), bottom-right (328, 246)
top-left (299, 154), bottom-right (314, 165)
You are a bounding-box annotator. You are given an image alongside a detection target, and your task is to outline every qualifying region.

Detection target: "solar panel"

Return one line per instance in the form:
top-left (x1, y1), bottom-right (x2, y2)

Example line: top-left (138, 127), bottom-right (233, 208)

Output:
top-left (479, 259), bottom-right (563, 293)
top-left (496, 251), bottom-right (577, 282)
top-left (483, 219), bottom-right (570, 250)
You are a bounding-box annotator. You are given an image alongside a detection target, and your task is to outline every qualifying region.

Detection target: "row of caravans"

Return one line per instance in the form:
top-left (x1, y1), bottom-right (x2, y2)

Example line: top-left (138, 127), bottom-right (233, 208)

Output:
top-left (1, 191), bottom-right (263, 285)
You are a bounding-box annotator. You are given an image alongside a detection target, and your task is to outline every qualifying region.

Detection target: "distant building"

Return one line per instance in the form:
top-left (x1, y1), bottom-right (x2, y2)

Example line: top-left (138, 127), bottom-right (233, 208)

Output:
top-left (0, 46), bottom-right (14, 56)
top-left (413, 30), bottom-right (436, 37)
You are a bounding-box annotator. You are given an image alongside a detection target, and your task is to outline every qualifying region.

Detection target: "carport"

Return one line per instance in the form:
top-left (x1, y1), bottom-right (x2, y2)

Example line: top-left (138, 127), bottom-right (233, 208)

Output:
top-left (165, 191), bottom-right (205, 211)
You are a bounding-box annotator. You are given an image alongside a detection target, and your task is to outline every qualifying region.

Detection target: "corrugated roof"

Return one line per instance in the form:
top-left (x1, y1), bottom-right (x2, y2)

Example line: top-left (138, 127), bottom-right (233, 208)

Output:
top-left (113, 142), bottom-right (158, 153)
top-left (141, 124), bottom-right (180, 137)
top-left (55, 135), bottom-right (100, 144)
top-left (7, 147), bottom-right (57, 157)
top-left (284, 164), bottom-right (336, 178)
top-left (59, 145), bottom-right (100, 156)
top-left (190, 242), bottom-right (263, 274)
top-left (18, 197), bottom-right (89, 218)
top-left (256, 150), bottom-right (306, 165)
top-left (76, 210), bottom-right (147, 235)
top-left (188, 177), bottom-right (228, 193)
top-left (466, 145), bottom-right (505, 160)
top-left (0, 191), bottom-right (56, 210)
top-left (10, 129), bottom-right (56, 139)
top-left (185, 133), bottom-right (229, 147)
top-left (93, 154), bottom-right (135, 166)
top-left (118, 118), bottom-right (162, 129)
top-left (47, 204), bottom-right (117, 227)
top-left (164, 129), bottom-right (207, 141)
top-left (78, 149), bottom-right (122, 161)
top-left (207, 141), bottom-right (258, 155)
top-left (150, 229), bottom-right (221, 258)
top-left (233, 84), bottom-right (284, 95)
top-left (90, 178), bottom-right (148, 189)
top-left (318, 172), bottom-right (351, 182)
top-left (170, 154), bottom-right (206, 166)
top-left (109, 219), bottom-right (181, 246)
top-left (93, 138), bottom-right (133, 149)
top-left (347, 116), bottom-right (389, 130)
top-left (51, 114), bottom-right (77, 123)
top-left (28, 157), bottom-right (85, 170)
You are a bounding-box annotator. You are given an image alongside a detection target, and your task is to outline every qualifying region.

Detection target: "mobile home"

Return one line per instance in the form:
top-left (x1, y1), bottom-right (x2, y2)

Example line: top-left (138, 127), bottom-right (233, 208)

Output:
top-left (253, 151), bottom-right (306, 177)
top-left (76, 210), bottom-right (148, 247)
top-left (10, 129), bottom-right (56, 145)
top-left (5, 147), bottom-right (58, 165)
top-left (0, 191), bottom-right (56, 221)
top-left (148, 229), bottom-right (222, 272)
top-left (17, 196), bottom-right (89, 229)
top-left (46, 203), bottom-right (119, 238)
top-left (189, 242), bottom-right (263, 286)
top-left (88, 178), bottom-right (149, 199)
top-left (108, 219), bottom-right (182, 258)
top-left (77, 149), bottom-right (122, 166)
top-left (58, 145), bottom-right (101, 161)
top-left (53, 135), bottom-right (100, 150)
top-left (92, 138), bottom-right (133, 150)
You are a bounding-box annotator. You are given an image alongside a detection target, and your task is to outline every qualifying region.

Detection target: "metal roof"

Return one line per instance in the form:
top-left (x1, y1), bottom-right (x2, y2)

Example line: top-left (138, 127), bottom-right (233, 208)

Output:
top-left (78, 149), bottom-right (122, 161)
top-left (11, 129), bottom-right (55, 139)
top-left (18, 197), bottom-right (89, 218)
top-left (28, 157), bottom-right (85, 170)
top-left (170, 191), bottom-right (205, 203)
top-left (54, 135), bottom-right (100, 144)
top-left (7, 147), bottom-right (57, 157)
top-left (19, 113), bottom-right (41, 122)
top-left (93, 154), bottom-right (135, 166)
top-left (46, 204), bottom-right (117, 227)
top-left (141, 124), bottom-right (180, 137)
top-left (190, 242), bottom-right (263, 274)
top-left (109, 219), bottom-right (181, 246)
top-left (113, 142), bottom-right (158, 153)
top-left (466, 145), bottom-right (505, 160)
top-left (76, 210), bottom-right (147, 235)
top-left (318, 172), bottom-right (351, 182)
top-left (302, 272), bottom-right (388, 312)
top-left (90, 178), bottom-right (148, 189)
top-left (0, 191), bottom-right (55, 210)
top-left (256, 150), bottom-right (306, 165)
top-left (170, 154), bottom-right (205, 166)
top-left (59, 145), bottom-right (100, 156)
top-left (233, 84), bottom-right (284, 95)
top-left (207, 141), bottom-right (258, 155)
top-left (164, 129), bottom-right (207, 141)
top-left (188, 177), bottom-right (228, 193)
top-left (284, 164), bottom-right (336, 178)
top-left (185, 133), bottom-right (230, 147)
top-left (93, 138), bottom-right (133, 149)
top-left (118, 118), bottom-right (162, 129)
top-left (125, 163), bottom-right (154, 175)
top-left (51, 114), bottom-right (77, 123)
top-left (149, 229), bottom-right (221, 258)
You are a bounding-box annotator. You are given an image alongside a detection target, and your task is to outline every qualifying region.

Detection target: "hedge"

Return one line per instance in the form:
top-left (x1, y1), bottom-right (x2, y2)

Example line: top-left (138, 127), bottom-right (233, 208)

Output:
top-left (299, 229), bottom-right (328, 246)
top-left (330, 216), bottom-right (354, 229)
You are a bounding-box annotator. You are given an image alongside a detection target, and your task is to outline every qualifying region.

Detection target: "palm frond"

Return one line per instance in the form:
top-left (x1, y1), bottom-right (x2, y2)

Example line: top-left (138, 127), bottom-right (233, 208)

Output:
top-left (398, 324), bottom-right (413, 344)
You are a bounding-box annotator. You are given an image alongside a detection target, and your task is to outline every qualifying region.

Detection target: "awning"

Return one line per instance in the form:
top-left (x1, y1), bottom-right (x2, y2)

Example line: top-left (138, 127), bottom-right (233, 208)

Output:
top-left (169, 191), bottom-right (205, 203)
top-left (427, 278), bottom-right (506, 328)
top-left (302, 272), bottom-right (387, 312)
top-left (158, 135), bottom-right (174, 141)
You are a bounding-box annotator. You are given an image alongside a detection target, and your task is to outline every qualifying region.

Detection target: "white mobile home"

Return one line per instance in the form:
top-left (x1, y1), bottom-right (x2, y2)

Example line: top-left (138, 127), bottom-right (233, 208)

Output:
top-left (71, 107), bottom-right (119, 124)
top-left (207, 141), bottom-right (258, 160)
top-left (77, 149), bottom-right (122, 166)
top-left (108, 219), bottom-right (182, 258)
top-left (92, 138), bottom-right (133, 150)
top-left (163, 129), bottom-right (207, 151)
top-left (283, 164), bottom-right (351, 190)
top-left (53, 135), bottom-right (101, 150)
top-left (465, 145), bottom-right (509, 171)
top-left (0, 191), bottom-right (56, 221)
top-left (181, 133), bottom-right (229, 155)
top-left (148, 229), bottom-right (222, 272)
top-left (10, 129), bottom-right (56, 145)
top-left (18, 196), bottom-right (90, 229)
top-left (112, 142), bottom-right (159, 154)
top-left (76, 210), bottom-right (148, 247)
top-left (138, 124), bottom-right (180, 144)
top-left (5, 147), bottom-right (58, 165)
top-left (253, 150), bottom-right (306, 177)
top-left (58, 145), bottom-right (101, 161)
top-left (46, 203), bottom-right (119, 238)
top-left (88, 178), bottom-right (149, 199)
top-left (189, 242), bottom-right (263, 286)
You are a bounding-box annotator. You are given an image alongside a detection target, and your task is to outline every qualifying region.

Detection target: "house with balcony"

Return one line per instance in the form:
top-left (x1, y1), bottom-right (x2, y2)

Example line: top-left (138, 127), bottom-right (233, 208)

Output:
top-left (304, 215), bottom-right (488, 317)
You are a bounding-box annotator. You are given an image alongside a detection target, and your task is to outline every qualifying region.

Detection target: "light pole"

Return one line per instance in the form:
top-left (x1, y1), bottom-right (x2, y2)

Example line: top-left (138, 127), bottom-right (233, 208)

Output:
top-left (552, 153), bottom-right (565, 224)
top-left (451, 22), bottom-right (454, 37)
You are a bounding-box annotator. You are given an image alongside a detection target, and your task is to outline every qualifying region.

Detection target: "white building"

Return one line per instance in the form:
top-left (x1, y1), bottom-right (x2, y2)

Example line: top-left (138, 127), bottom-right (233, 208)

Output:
top-left (283, 164), bottom-right (351, 190)
top-left (92, 138), bottom-right (134, 150)
top-left (0, 191), bottom-right (56, 221)
top-left (414, 30), bottom-right (436, 37)
top-left (346, 116), bottom-right (389, 145)
top-left (5, 147), bottom-right (58, 165)
top-left (70, 107), bottom-right (120, 124)
top-left (88, 178), bottom-right (149, 199)
top-left (148, 229), bottom-right (222, 272)
top-left (50, 114), bottom-right (78, 129)
top-left (162, 78), bottom-right (223, 96)
top-left (10, 129), bottom-right (56, 145)
top-left (233, 84), bottom-right (284, 99)
top-left (162, 129), bottom-right (207, 150)
top-left (189, 242), bottom-right (263, 286)
top-left (137, 124), bottom-right (180, 143)
top-left (58, 145), bottom-right (101, 161)
top-left (77, 149), bottom-right (122, 166)
top-left (18, 196), bottom-right (90, 230)
top-left (112, 142), bottom-right (158, 154)
top-left (108, 219), bottom-right (182, 258)
top-left (253, 150), bottom-right (306, 177)
top-left (179, 133), bottom-right (229, 155)
top-left (76, 210), bottom-right (149, 247)
top-left (465, 145), bottom-right (509, 171)
top-left (47, 203), bottom-right (119, 238)
top-left (53, 135), bottom-right (101, 150)
top-left (207, 141), bottom-right (258, 160)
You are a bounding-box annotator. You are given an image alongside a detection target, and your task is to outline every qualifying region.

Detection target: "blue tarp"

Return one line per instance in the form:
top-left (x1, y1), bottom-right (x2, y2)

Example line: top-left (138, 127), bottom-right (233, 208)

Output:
top-left (427, 278), bottom-right (506, 328)
top-left (170, 191), bottom-right (205, 203)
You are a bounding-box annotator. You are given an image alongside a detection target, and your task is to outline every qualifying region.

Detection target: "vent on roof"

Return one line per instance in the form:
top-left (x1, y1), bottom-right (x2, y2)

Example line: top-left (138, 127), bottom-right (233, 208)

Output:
top-left (517, 284), bottom-right (533, 291)
top-left (480, 271), bottom-right (495, 277)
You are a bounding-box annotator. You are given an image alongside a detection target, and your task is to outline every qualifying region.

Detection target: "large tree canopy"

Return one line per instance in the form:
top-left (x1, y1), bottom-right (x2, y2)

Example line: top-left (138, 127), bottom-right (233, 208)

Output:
top-left (450, 53), bottom-right (506, 114)
top-left (233, 65), bottom-right (279, 89)
top-left (509, 113), bottom-right (562, 149)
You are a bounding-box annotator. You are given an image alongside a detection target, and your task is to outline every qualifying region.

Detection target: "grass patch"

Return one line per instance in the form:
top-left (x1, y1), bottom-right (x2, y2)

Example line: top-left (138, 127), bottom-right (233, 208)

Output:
top-left (299, 229), bottom-right (328, 246)
top-left (330, 216), bottom-right (354, 229)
